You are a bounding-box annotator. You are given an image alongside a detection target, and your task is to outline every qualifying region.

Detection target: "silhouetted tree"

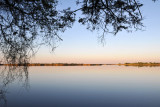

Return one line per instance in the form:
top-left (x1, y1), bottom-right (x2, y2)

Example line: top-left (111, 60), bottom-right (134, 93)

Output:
top-left (0, 0), bottom-right (157, 64)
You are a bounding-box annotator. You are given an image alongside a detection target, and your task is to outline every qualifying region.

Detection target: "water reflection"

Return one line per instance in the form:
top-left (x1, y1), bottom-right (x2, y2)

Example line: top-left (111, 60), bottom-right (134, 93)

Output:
top-left (0, 66), bottom-right (29, 107)
top-left (0, 88), bottom-right (7, 107)
top-left (0, 66), bottom-right (160, 107)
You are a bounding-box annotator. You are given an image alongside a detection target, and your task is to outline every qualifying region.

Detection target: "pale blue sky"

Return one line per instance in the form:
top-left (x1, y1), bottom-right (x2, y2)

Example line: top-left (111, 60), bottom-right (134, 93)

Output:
top-left (31, 0), bottom-right (160, 64)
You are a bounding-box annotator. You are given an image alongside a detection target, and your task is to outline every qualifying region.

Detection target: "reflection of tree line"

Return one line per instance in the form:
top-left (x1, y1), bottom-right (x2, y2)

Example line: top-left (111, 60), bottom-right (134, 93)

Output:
top-left (0, 66), bottom-right (29, 107)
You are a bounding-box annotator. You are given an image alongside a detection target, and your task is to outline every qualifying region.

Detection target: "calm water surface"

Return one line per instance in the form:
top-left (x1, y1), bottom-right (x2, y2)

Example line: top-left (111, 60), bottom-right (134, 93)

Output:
top-left (0, 66), bottom-right (160, 107)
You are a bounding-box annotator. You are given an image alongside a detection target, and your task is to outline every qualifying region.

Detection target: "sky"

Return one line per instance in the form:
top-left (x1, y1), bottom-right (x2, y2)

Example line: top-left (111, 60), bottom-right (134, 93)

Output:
top-left (31, 0), bottom-right (160, 64)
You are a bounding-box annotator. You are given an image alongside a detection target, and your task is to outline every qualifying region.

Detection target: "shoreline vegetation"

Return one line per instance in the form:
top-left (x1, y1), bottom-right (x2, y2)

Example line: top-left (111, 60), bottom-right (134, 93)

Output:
top-left (0, 63), bottom-right (106, 66)
top-left (0, 62), bottom-right (160, 67)
top-left (118, 62), bottom-right (160, 67)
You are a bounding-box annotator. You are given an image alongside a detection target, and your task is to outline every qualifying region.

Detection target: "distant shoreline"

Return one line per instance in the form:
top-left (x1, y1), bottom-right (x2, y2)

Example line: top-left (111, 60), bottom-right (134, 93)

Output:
top-left (0, 62), bottom-right (160, 67)
top-left (0, 63), bottom-right (111, 66)
top-left (117, 62), bottom-right (160, 67)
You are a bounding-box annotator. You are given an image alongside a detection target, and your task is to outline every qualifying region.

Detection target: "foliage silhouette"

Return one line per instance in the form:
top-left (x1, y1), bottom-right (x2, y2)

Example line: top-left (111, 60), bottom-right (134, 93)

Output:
top-left (0, 0), bottom-right (157, 64)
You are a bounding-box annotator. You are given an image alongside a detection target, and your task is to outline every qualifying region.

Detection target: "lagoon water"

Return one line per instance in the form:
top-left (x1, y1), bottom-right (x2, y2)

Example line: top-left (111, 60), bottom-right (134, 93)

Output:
top-left (0, 66), bottom-right (160, 107)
